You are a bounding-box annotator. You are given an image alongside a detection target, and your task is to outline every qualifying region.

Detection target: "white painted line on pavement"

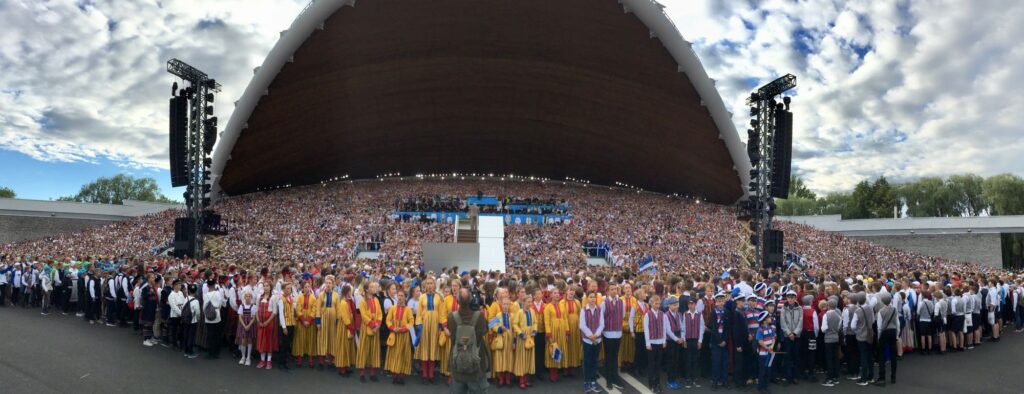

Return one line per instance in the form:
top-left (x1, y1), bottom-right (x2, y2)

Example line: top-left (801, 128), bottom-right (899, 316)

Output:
top-left (597, 375), bottom-right (621, 394)
top-left (620, 372), bottom-right (654, 394)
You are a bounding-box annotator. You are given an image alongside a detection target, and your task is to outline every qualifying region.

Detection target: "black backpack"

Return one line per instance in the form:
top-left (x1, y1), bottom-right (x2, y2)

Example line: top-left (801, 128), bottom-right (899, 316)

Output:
top-left (181, 298), bottom-right (196, 323)
top-left (203, 298), bottom-right (218, 321)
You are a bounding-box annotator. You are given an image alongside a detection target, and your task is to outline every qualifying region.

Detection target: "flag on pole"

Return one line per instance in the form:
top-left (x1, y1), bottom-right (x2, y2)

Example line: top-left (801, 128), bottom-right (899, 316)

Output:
top-left (637, 255), bottom-right (656, 274)
top-left (550, 343), bottom-right (562, 363)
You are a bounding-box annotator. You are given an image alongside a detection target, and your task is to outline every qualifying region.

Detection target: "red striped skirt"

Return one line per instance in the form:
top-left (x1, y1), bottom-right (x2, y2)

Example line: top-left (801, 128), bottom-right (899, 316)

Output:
top-left (257, 323), bottom-right (279, 353)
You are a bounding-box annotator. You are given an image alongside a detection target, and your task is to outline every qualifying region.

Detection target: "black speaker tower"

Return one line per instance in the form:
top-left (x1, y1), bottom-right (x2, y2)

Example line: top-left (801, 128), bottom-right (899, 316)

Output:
top-left (741, 74), bottom-right (796, 270)
top-left (167, 59), bottom-right (221, 260)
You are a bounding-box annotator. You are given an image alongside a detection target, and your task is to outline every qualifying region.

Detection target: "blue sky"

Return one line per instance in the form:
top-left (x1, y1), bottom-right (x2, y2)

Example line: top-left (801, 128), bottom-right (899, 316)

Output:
top-left (0, 0), bottom-right (1022, 200)
top-left (0, 149), bottom-right (178, 200)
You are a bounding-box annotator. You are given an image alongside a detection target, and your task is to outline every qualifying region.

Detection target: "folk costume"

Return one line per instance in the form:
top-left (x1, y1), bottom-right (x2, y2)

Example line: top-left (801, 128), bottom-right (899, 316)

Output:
top-left (514, 304), bottom-right (538, 388)
top-left (563, 297), bottom-right (583, 370)
top-left (415, 292), bottom-right (447, 381)
top-left (543, 299), bottom-right (570, 381)
top-left (356, 295), bottom-right (384, 379)
top-left (255, 295), bottom-right (279, 369)
top-left (491, 305), bottom-right (517, 387)
top-left (334, 295), bottom-right (357, 375)
top-left (316, 288), bottom-right (341, 367)
top-left (293, 291), bottom-right (319, 365)
top-left (384, 303), bottom-right (414, 381)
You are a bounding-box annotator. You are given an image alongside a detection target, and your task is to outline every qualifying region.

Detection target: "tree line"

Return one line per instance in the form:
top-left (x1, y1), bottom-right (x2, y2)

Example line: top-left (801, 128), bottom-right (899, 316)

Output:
top-left (777, 173), bottom-right (1024, 218)
top-left (0, 174), bottom-right (177, 205)
top-left (777, 173), bottom-right (1024, 269)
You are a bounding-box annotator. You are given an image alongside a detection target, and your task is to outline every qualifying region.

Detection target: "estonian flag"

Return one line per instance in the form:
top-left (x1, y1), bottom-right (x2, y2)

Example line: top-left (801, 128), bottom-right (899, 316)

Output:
top-left (637, 255), bottom-right (656, 274)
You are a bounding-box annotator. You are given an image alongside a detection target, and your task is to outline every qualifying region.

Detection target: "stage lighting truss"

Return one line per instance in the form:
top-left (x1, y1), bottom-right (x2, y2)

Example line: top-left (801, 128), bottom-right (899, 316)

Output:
top-left (167, 58), bottom-right (221, 260)
top-left (743, 73), bottom-right (796, 268)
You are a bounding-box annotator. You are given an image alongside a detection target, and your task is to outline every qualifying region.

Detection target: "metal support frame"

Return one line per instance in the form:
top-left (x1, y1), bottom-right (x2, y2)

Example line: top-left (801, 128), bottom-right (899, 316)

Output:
top-left (747, 74), bottom-right (796, 268)
top-left (167, 59), bottom-right (220, 260)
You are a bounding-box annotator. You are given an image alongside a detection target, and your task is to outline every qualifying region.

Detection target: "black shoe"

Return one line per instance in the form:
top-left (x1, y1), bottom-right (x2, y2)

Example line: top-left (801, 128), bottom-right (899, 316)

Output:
top-left (370, 375), bottom-right (379, 382)
top-left (891, 377), bottom-right (896, 384)
top-left (360, 375), bottom-right (367, 383)
top-left (872, 380), bottom-right (886, 387)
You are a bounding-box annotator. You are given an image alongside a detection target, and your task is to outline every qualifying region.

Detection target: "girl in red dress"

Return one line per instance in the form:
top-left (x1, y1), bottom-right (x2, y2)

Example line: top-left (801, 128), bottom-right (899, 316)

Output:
top-left (256, 290), bottom-right (279, 370)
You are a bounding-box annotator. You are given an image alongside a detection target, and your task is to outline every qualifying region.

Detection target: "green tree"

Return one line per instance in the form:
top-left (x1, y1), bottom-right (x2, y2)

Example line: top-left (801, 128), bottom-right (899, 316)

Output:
top-left (817, 192), bottom-right (850, 215)
top-left (947, 174), bottom-right (988, 216)
top-left (899, 177), bottom-right (959, 217)
top-left (869, 176), bottom-right (899, 218)
top-left (983, 173), bottom-right (1024, 215)
top-left (61, 174), bottom-right (176, 205)
top-left (0, 186), bottom-right (14, 198)
top-left (843, 180), bottom-right (873, 219)
top-left (789, 176), bottom-right (817, 200)
top-left (776, 197), bottom-right (818, 216)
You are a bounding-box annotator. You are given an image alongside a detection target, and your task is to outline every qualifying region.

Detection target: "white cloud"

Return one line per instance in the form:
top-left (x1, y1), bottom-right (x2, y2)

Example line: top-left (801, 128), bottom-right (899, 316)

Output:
top-left (0, 0), bottom-right (1021, 196)
top-left (665, 0), bottom-right (1024, 193)
top-left (0, 0), bottom-right (307, 168)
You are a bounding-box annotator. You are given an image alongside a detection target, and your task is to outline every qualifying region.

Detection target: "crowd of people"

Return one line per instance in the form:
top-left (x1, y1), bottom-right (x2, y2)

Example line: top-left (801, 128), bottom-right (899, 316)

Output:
top-left (396, 193), bottom-right (570, 215)
top-left (1, 178), bottom-right (1022, 394)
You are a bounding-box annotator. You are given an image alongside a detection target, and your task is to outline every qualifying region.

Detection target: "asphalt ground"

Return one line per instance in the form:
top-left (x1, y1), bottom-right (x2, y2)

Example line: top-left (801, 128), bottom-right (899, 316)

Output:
top-left (1, 306), bottom-right (1022, 394)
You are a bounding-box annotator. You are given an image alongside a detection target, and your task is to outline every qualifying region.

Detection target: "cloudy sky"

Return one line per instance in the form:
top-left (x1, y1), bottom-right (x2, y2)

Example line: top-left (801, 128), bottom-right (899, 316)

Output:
top-left (0, 0), bottom-right (1021, 200)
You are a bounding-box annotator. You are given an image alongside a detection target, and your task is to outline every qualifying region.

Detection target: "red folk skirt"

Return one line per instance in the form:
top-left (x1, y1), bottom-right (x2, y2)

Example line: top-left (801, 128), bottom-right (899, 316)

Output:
top-left (256, 301), bottom-right (279, 353)
top-left (257, 322), bottom-right (279, 353)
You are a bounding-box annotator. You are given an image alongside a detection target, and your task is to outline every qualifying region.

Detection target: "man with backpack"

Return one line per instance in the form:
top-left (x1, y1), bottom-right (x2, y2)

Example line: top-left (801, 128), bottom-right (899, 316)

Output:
top-left (204, 279), bottom-right (225, 359)
top-left (448, 288), bottom-right (489, 394)
top-left (181, 284), bottom-right (201, 358)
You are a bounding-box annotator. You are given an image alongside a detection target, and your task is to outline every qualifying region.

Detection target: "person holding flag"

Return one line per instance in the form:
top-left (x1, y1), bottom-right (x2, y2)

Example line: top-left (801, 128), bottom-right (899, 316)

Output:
top-left (543, 288), bottom-right (570, 382)
top-left (514, 289), bottom-right (538, 389)
top-left (490, 297), bottom-right (517, 388)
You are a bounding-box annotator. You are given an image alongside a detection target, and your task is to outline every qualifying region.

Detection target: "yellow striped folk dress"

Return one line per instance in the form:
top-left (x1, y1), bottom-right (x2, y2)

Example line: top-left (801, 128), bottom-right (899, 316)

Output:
top-left (384, 305), bottom-right (414, 375)
top-left (315, 290), bottom-right (341, 357)
top-left (333, 297), bottom-right (357, 369)
top-left (439, 294), bottom-right (458, 377)
top-left (563, 299), bottom-right (583, 368)
top-left (543, 302), bottom-right (569, 369)
top-left (414, 293), bottom-right (446, 362)
top-left (292, 293), bottom-right (319, 357)
top-left (355, 297), bottom-right (383, 369)
top-left (491, 309), bottom-right (516, 373)
top-left (619, 296), bottom-right (637, 366)
top-left (513, 307), bottom-right (537, 376)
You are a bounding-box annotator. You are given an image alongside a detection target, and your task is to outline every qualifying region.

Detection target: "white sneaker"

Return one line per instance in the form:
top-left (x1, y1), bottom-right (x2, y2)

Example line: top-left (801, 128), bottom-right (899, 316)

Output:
top-left (143, 340), bottom-right (154, 347)
top-left (239, 357), bottom-right (246, 365)
top-left (244, 358), bottom-right (251, 366)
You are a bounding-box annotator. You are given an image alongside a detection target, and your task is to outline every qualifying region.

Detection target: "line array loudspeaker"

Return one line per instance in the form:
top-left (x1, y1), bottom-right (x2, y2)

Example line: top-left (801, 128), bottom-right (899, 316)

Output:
top-left (770, 109), bottom-right (793, 199)
top-left (169, 96), bottom-right (189, 187)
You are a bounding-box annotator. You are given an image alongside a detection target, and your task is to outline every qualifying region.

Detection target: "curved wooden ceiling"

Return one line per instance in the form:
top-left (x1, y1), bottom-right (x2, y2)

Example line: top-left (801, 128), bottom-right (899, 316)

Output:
top-left (219, 0), bottom-right (742, 203)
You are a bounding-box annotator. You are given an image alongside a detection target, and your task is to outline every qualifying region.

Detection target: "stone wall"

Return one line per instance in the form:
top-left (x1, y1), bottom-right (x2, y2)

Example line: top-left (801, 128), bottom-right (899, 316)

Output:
top-left (851, 233), bottom-right (1003, 268)
top-left (0, 215), bottom-right (113, 244)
